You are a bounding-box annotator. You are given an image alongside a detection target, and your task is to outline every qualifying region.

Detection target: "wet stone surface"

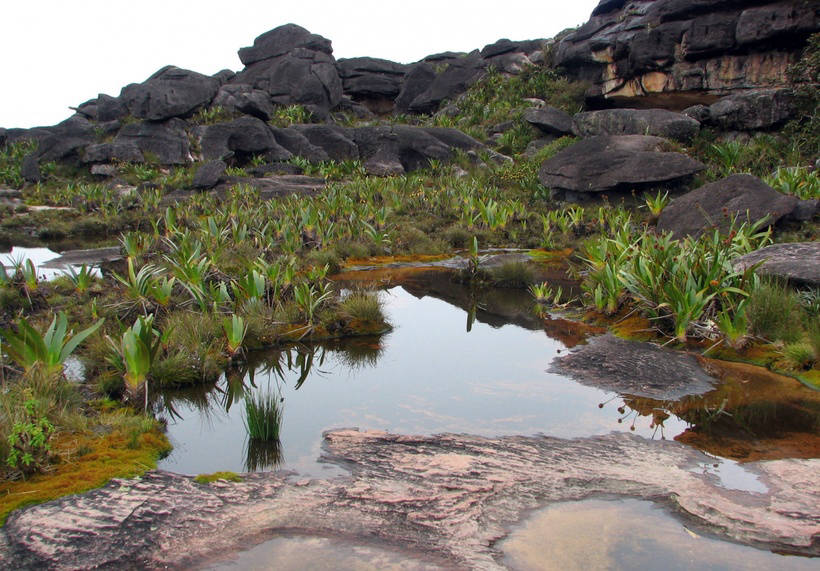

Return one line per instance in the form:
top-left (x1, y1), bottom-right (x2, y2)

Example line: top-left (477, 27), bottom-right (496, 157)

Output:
top-left (550, 333), bottom-right (718, 400)
top-left (1, 430), bottom-right (817, 569)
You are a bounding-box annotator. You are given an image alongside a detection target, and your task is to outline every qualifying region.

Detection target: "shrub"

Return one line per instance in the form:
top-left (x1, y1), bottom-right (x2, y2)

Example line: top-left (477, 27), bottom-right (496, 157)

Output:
top-left (746, 280), bottom-right (804, 343)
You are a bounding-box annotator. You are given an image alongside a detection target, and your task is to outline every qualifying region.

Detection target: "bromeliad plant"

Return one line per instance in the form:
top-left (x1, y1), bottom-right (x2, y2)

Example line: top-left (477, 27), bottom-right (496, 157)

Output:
top-left (106, 314), bottom-right (164, 410)
top-left (223, 314), bottom-right (248, 359)
top-left (578, 217), bottom-right (770, 343)
top-left (0, 312), bottom-right (104, 375)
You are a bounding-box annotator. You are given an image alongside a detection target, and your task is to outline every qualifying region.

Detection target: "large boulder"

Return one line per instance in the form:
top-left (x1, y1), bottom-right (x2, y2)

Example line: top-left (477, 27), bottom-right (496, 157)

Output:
top-left (114, 118), bottom-right (191, 164)
top-left (554, 0), bottom-right (818, 109)
top-left (394, 63), bottom-right (437, 113)
top-left (524, 106), bottom-right (574, 136)
top-left (82, 142), bottom-right (144, 164)
top-left (192, 160), bottom-right (227, 190)
top-left (293, 125), bottom-right (358, 161)
top-left (657, 174), bottom-right (801, 237)
top-left (211, 84), bottom-right (275, 121)
top-left (338, 57), bottom-right (408, 100)
top-left (233, 25), bottom-right (342, 114)
top-left (120, 66), bottom-right (219, 121)
top-left (198, 116), bottom-right (291, 162)
top-left (538, 135), bottom-right (704, 194)
top-left (31, 115), bottom-right (97, 162)
top-left (406, 53), bottom-right (486, 114)
top-left (270, 127), bottom-right (329, 162)
top-left (702, 89), bottom-right (795, 131)
top-left (237, 23), bottom-right (332, 65)
top-left (733, 242), bottom-right (820, 288)
top-left (353, 126), bottom-right (452, 175)
top-left (572, 108), bottom-right (700, 142)
top-left (75, 94), bottom-right (128, 122)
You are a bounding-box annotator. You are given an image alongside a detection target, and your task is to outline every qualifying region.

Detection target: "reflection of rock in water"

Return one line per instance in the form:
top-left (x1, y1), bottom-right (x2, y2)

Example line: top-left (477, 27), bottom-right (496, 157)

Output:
top-left (602, 358), bottom-right (820, 462)
top-left (551, 333), bottom-right (717, 400)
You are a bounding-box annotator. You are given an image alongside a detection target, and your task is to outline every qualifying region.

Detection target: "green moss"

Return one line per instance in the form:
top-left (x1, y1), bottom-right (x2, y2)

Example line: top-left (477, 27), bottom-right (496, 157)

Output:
top-left (193, 471), bottom-right (243, 484)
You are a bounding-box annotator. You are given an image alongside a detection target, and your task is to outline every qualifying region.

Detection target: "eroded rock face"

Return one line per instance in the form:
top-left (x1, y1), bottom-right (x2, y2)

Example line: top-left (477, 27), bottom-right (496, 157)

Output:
top-left (733, 242), bottom-right (820, 287)
top-left (538, 135), bottom-right (704, 193)
top-left (657, 174), bottom-right (800, 237)
top-left (2, 429), bottom-right (817, 569)
top-left (554, 0), bottom-right (819, 108)
top-left (114, 118), bottom-right (191, 164)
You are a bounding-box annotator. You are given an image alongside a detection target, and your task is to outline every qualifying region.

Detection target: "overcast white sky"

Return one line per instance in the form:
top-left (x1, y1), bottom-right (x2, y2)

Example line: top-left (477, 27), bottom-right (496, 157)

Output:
top-left (1, 0), bottom-right (598, 129)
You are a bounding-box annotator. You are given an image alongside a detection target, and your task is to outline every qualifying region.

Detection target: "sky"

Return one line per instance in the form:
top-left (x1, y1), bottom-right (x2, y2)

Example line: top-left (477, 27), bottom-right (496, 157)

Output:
top-left (1, 0), bottom-right (599, 129)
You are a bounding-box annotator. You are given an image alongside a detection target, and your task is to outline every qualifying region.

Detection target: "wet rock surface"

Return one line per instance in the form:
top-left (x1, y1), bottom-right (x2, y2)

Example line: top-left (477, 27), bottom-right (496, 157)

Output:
top-left (551, 333), bottom-right (717, 400)
top-left (1, 429), bottom-right (817, 569)
top-left (733, 242), bottom-right (820, 287)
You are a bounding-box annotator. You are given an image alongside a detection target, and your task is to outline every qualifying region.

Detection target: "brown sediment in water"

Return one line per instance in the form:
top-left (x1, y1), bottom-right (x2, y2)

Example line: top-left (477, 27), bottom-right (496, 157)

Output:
top-left (541, 315), bottom-right (606, 348)
top-left (625, 359), bottom-right (820, 462)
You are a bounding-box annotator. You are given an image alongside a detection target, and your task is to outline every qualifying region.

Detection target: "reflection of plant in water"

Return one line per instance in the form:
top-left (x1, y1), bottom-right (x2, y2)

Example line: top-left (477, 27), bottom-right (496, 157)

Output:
top-left (243, 391), bottom-right (283, 472)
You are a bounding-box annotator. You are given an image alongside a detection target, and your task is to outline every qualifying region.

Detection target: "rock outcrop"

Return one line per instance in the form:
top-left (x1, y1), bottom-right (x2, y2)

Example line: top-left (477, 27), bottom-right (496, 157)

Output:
top-left (120, 66), bottom-right (219, 121)
top-left (572, 108), bottom-right (700, 142)
top-left (733, 241), bottom-right (820, 287)
top-left (538, 135), bottom-right (704, 195)
top-left (1, 429), bottom-right (817, 569)
top-left (554, 0), bottom-right (819, 109)
top-left (231, 24), bottom-right (343, 116)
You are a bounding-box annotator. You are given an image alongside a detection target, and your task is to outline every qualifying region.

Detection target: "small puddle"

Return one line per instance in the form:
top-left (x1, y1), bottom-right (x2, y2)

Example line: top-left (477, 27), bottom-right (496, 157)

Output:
top-left (204, 534), bottom-right (452, 570)
top-left (500, 498), bottom-right (817, 570)
top-left (0, 246), bottom-right (104, 280)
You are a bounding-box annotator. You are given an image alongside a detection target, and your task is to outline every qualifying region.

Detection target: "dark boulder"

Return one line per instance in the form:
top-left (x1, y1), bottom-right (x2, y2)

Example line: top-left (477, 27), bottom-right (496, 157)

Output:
top-left (524, 106), bottom-right (574, 136)
top-left (353, 126), bottom-right (451, 175)
top-left (572, 108), bottom-right (700, 142)
top-left (293, 125), bottom-right (358, 161)
top-left (33, 115), bottom-right (96, 162)
top-left (233, 25), bottom-right (341, 113)
top-left (551, 333), bottom-right (716, 400)
top-left (120, 66), bottom-right (219, 121)
top-left (705, 89), bottom-right (795, 131)
top-left (21, 154), bottom-right (41, 183)
top-left (733, 242), bottom-right (820, 288)
top-left (538, 135), bottom-right (704, 193)
top-left (407, 54), bottom-right (486, 114)
top-left (192, 160), bottom-right (227, 189)
top-left (82, 142), bottom-right (144, 164)
top-left (212, 69), bottom-right (236, 84)
top-left (115, 118), bottom-right (191, 164)
top-left (76, 94), bottom-right (128, 122)
top-left (212, 84), bottom-right (275, 121)
top-left (657, 174), bottom-right (800, 238)
top-left (270, 127), bottom-right (329, 162)
top-left (199, 116), bottom-right (291, 162)
top-left (237, 23), bottom-right (332, 66)
top-left (338, 57), bottom-right (408, 99)
top-left (395, 63), bottom-right (437, 113)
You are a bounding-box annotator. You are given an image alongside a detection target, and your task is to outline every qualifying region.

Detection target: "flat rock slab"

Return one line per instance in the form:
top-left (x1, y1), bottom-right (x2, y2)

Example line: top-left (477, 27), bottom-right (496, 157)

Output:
top-left (734, 242), bottom-right (820, 288)
top-left (551, 333), bottom-right (717, 400)
top-left (2, 429), bottom-right (817, 569)
top-left (572, 108), bottom-right (700, 142)
top-left (657, 174), bottom-right (799, 238)
top-left (40, 246), bottom-right (122, 268)
top-left (538, 135), bottom-right (704, 193)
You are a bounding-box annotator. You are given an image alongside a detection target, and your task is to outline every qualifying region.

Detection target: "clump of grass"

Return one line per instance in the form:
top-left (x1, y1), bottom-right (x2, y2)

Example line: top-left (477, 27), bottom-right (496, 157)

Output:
top-left (339, 290), bottom-right (384, 322)
top-left (746, 280), bottom-right (804, 343)
top-left (243, 392), bottom-right (282, 441)
top-left (194, 471), bottom-right (242, 484)
top-left (781, 342), bottom-right (816, 370)
top-left (269, 104), bottom-right (311, 127)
